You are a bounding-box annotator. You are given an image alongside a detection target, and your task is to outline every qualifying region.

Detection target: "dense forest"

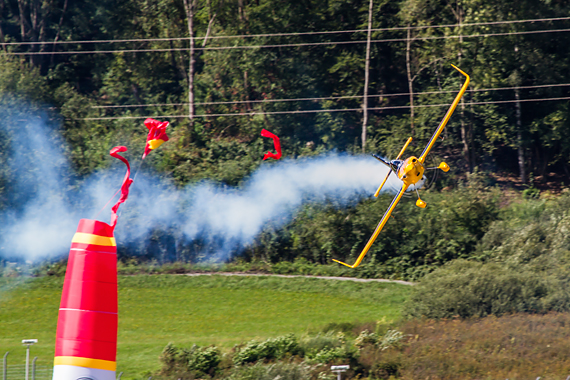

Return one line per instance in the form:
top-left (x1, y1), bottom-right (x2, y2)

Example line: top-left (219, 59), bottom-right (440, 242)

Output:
top-left (2, 0), bottom-right (570, 179)
top-left (1, 0), bottom-right (570, 276)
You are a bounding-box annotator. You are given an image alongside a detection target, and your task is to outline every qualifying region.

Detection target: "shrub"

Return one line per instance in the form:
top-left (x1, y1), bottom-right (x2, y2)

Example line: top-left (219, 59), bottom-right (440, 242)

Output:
top-left (233, 334), bottom-right (301, 366)
top-left (305, 333), bottom-right (355, 365)
top-left (371, 360), bottom-right (401, 379)
top-left (226, 362), bottom-right (313, 380)
top-left (187, 346), bottom-right (222, 377)
top-left (308, 346), bottom-right (355, 364)
top-left (355, 329), bottom-right (404, 351)
top-left (403, 260), bottom-right (560, 319)
top-left (477, 193), bottom-right (570, 270)
top-left (158, 343), bottom-right (221, 378)
top-left (354, 330), bottom-right (379, 349)
top-left (378, 329), bottom-right (405, 351)
top-left (300, 332), bottom-right (344, 356)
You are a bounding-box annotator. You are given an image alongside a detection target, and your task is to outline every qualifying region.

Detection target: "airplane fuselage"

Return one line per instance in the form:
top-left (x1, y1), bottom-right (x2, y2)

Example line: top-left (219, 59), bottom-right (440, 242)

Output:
top-left (397, 156), bottom-right (425, 187)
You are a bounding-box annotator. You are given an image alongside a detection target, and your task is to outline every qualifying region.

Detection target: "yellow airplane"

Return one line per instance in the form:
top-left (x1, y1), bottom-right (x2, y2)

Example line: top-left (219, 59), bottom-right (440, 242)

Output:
top-left (333, 65), bottom-right (470, 269)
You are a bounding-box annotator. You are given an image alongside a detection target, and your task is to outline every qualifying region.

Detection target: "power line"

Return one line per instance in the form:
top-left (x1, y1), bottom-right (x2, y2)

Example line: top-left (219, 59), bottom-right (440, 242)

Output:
top-left (2, 16), bottom-right (570, 46)
top-left (6, 27), bottom-right (570, 55)
top-left (80, 95), bottom-right (570, 120)
top-left (90, 82), bottom-right (570, 109)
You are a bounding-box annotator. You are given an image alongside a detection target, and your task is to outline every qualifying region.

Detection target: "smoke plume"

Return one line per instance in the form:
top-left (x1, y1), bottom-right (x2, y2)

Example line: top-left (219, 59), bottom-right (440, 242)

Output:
top-left (0, 107), bottom-right (403, 262)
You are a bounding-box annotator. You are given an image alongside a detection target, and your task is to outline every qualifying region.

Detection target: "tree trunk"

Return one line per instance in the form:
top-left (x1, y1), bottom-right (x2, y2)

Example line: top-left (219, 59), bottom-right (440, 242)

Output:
top-left (50, 0), bottom-right (68, 66)
top-left (17, 0), bottom-right (27, 41)
top-left (406, 25), bottom-right (414, 136)
top-left (23, 0), bottom-right (51, 69)
top-left (29, 0), bottom-right (39, 66)
top-left (361, 0), bottom-right (373, 153)
top-left (515, 87), bottom-right (526, 184)
top-left (202, 13), bottom-right (216, 48)
top-left (469, 94), bottom-right (475, 169)
top-left (457, 12), bottom-right (472, 171)
top-left (0, 0), bottom-right (6, 51)
top-left (244, 70), bottom-right (251, 111)
top-left (238, 0), bottom-right (243, 22)
top-left (183, 0), bottom-right (196, 139)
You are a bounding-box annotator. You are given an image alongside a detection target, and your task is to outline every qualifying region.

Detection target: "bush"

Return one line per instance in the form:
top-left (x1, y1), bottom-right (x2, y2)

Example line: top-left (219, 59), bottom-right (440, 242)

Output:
top-left (187, 346), bottom-right (222, 376)
top-left (403, 260), bottom-right (563, 319)
top-left (233, 334), bottom-right (301, 366)
top-left (354, 330), bottom-right (379, 349)
top-left (226, 362), bottom-right (313, 380)
top-left (371, 360), bottom-right (401, 379)
top-left (477, 192), bottom-right (570, 270)
top-left (300, 332), bottom-right (344, 356)
top-left (355, 329), bottom-right (404, 352)
top-left (304, 332), bottom-right (355, 365)
top-left (308, 346), bottom-right (354, 364)
top-left (158, 343), bottom-right (221, 378)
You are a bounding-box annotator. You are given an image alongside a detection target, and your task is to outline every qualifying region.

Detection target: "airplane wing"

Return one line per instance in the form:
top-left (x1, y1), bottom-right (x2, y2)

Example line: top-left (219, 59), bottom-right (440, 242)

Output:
top-left (374, 171), bottom-right (391, 197)
top-left (334, 183), bottom-right (409, 268)
top-left (419, 65), bottom-right (470, 164)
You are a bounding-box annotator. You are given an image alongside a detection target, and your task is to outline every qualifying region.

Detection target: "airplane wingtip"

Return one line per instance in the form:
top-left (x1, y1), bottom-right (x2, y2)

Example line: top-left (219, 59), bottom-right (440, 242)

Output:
top-left (450, 64), bottom-right (469, 79)
top-left (332, 259), bottom-right (356, 269)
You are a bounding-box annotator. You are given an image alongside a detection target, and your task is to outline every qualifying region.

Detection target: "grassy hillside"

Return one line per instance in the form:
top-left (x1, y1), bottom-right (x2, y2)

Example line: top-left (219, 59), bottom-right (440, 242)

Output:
top-left (0, 275), bottom-right (410, 378)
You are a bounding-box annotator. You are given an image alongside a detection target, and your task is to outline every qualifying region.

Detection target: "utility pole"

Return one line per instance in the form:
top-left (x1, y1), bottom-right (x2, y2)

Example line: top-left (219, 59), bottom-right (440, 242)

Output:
top-left (362, 0), bottom-right (373, 152)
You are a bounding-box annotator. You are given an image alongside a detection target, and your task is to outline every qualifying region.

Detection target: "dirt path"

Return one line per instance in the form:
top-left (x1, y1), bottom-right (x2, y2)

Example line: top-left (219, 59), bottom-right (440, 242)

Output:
top-left (184, 272), bottom-right (414, 285)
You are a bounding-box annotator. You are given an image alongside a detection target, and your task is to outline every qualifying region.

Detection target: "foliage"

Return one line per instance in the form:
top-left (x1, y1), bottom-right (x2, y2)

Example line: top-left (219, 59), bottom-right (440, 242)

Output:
top-left (302, 332), bottom-right (356, 365)
top-left (388, 313), bottom-right (570, 380)
top-left (233, 334), bottom-right (301, 365)
top-left (225, 362), bottom-right (314, 380)
top-left (300, 332), bottom-right (345, 357)
top-left (159, 343), bottom-right (221, 378)
top-left (478, 191), bottom-right (570, 269)
top-left (308, 346), bottom-right (355, 364)
top-left (0, 0), bottom-right (567, 183)
top-left (354, 328), bottom-right (405, 351)
top-left (403, 260), bottom-right (570, 319)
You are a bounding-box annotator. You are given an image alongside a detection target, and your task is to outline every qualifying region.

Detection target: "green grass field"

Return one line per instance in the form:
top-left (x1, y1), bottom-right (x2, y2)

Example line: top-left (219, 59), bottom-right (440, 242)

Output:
top-left (0, 274), bottom-right (410, 379)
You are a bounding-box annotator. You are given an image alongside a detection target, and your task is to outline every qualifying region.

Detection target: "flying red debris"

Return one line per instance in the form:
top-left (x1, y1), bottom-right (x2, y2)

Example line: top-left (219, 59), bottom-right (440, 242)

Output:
top-left (261, 129), bottom-right (282, 160)
top-left (109, 146), bottom-right (133, 228)
top-left (142, 118), bottom-right (170, 159)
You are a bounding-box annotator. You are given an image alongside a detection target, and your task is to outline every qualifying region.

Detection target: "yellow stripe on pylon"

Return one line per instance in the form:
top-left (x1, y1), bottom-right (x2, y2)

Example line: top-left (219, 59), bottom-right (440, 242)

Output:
top-left (54, 357), bottom-right (116, 371)
top-left (71, 233), bottom-right (116, 246)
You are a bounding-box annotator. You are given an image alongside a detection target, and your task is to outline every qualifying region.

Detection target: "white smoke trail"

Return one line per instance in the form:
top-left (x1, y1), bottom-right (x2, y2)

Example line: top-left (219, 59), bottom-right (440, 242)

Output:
top-left (0, 108), bottom-right (403, 262)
